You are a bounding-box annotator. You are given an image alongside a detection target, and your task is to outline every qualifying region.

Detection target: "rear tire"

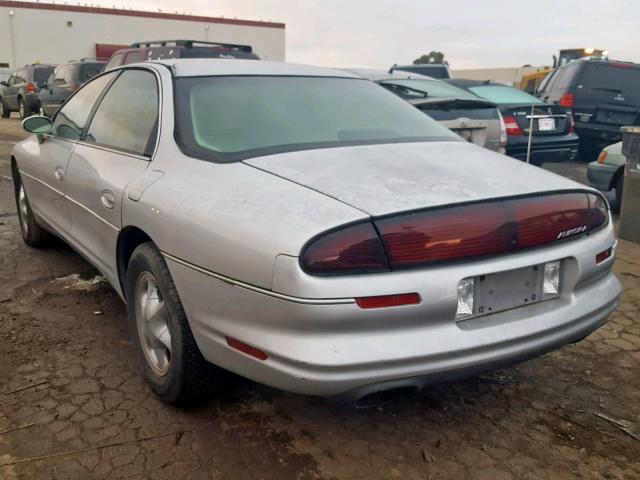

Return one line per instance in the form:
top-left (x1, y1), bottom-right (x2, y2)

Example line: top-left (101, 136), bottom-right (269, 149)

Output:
top-left (0, 99), bottom-right (9, 118)
top-left (13, 169), bottom-right (51, 247)
top-left (125, 242), bottom-right (225, 404)
top-left (18, 98), bottom-right (29, 119)
top-left (615, 174), bottom-right (624, 212)
top-left (577, 139), bottom-right (602, 163)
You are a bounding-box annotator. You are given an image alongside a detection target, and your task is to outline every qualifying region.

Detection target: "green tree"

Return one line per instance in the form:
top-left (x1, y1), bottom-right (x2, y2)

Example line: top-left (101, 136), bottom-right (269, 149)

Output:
top-left (413, 51), bottom-right (447, 65)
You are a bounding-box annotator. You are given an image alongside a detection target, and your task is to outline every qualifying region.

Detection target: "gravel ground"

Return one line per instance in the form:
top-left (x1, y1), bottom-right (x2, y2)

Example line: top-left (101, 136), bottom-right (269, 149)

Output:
top-left (0, 117), bottom-right (639, 479)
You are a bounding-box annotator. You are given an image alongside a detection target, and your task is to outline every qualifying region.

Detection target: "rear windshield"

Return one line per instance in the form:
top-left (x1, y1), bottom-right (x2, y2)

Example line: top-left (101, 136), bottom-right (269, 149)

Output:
top-left (34, 68), bottom-right (54, 84)
top-left (579, 63), bottom-right (640, 104)
top-left (379, 79), bottom-right (479, 100)
top-left (78, 63), bottom-right (105, 82)
top-left (394, 66), bottom-right (449, 79)
top-left (181, 48), bottom-right (260, 60)
top-left (175, 76), bottom-right (457, 162)
top-left (469, 85), bottom-right (544, 105)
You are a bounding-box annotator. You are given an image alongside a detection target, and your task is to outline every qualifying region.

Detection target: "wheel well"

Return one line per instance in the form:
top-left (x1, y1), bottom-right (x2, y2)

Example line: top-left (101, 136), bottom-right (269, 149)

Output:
top-left (611, 166), bottom-right (625, 190)
top-left (117, 226), bottom-right (153, 297)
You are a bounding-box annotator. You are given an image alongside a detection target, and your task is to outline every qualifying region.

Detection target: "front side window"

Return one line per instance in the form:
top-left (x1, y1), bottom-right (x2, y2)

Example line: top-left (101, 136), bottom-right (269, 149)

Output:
top-left (468, 85), bottom-right (544, 105)
top-left (85, 69), bottom-right (158, 156)
top-left (51, 72), bottom-right (117, 140)
top-left (175, 75), bottom-right (457, 162)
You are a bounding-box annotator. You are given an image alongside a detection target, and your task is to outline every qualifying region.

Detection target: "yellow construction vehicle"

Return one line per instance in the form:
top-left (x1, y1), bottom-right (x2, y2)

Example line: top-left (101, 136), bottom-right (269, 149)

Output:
top-left (519, 48), bottom-right (608, 93)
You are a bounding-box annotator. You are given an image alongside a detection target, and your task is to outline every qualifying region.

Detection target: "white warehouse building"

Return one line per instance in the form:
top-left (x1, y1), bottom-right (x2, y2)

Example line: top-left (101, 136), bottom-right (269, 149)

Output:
top-left (0, 0), bottom-right (285, 70)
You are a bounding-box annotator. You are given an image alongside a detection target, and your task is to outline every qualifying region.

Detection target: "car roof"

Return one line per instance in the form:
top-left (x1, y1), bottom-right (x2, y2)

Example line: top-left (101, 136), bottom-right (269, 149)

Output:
top-left (149, 59), bottom-right (360, 78)
top-left (341, 68), bottom-right (435, 82)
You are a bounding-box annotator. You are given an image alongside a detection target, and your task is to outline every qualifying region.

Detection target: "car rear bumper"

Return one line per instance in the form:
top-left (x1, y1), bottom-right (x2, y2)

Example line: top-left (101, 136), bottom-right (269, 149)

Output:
top-left (587, 161), bottom-right (619, 191)
top-left (575, 123), bottom-right (625, 144)
top-left (506, 136), bottom-right (579, 164)
top-left (23, 94), bottom-right (41, 110)
top-left (165, 225), bottom-right (621, 397)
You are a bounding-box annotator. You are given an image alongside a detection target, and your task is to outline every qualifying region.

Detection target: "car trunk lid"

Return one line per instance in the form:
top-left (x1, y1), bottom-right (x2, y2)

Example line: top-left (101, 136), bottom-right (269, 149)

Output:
top-left (243, 141), bottom-right (583, 217)
top-left (503, 104), bottom-right (572, 136)
top-left (410, 98), bottom-right (500, 150)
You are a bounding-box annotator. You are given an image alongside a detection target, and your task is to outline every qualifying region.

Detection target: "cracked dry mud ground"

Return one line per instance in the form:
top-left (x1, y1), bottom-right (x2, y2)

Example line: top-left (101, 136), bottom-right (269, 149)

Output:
top-left (0, 117), bottom-right (639, 479)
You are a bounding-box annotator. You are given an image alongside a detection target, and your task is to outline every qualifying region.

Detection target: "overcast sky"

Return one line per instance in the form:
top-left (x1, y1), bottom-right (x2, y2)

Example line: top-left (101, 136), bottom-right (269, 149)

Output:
top-left (93, 0), bottom-right (640, 69)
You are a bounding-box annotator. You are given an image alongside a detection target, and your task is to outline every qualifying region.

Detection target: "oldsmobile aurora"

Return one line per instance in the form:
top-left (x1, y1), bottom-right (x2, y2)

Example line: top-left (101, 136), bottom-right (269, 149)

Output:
top-left (11, 60), bottom-right (622, 404)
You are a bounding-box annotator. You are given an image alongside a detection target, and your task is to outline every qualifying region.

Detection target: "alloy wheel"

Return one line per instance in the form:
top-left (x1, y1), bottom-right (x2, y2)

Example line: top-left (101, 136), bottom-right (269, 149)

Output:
top-left (18, 183), bottom-right (29, 235)
top-left (135, 272), bottom-right (172, 376)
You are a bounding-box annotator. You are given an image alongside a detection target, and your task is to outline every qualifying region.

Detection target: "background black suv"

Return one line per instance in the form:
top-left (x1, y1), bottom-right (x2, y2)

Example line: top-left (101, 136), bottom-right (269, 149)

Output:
top-left (0, 64), bottom-right (56, 119)
top-left (39, 59), bottom-right (105, 117)
top-left (536, 58), bottom-right (640, 157)
top-left (105, 40), bottom-right (260, 70)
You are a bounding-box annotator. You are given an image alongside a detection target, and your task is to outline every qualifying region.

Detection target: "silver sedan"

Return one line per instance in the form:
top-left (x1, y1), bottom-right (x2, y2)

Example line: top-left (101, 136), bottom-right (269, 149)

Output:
top-left (11, 59), bottom-right (621, 405)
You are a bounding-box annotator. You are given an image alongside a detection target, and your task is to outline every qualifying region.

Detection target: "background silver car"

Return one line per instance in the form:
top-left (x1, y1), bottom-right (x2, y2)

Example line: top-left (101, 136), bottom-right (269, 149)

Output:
top-left (11, 59), bottom-right (621, 405)
top-left (344, 68), bottom-right (507, 153)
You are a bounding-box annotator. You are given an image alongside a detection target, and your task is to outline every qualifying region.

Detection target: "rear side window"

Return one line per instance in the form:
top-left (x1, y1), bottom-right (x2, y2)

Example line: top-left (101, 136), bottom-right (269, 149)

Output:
top-left (124, 51), bottom-right (146, 65)
top-left (78, 63), bottom-right (105, 82)
top-left (105, 52), bottom-right (124, 70)
top-left (468, 85), bottom-right (544, 105)
top-left (53, 65), bottom-right (69, 85)
top-left (14, 70), bottom-right (26, 84)
top-left (85, 69), bottom-right (158, 156)
top-left (51, 72), bottom-right (117, 140)
top-left (552, 64), bottom-right (580, 90)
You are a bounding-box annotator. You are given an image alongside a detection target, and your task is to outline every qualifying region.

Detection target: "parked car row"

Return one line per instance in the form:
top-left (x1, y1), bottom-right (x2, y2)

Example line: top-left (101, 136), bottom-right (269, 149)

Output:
top-left (0, 40), bottom-right (260, 120)
top-left (0, 60), bottom-right (104, 119)
top-left (535, 57), bottom-right (640, 158)
top-left (448, 80), bottom-right (578, 165)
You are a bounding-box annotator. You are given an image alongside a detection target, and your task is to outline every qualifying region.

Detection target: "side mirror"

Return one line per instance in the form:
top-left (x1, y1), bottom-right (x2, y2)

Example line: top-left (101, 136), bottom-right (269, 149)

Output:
top-left (23, 115), bottom-right (53, 135)
top-left (0, 81), bottom-right (8, 87)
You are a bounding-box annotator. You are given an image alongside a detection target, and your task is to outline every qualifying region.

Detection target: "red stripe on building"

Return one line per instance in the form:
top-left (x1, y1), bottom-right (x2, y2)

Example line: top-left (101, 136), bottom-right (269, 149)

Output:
top-left (0, 0), bottom-right (285, 29)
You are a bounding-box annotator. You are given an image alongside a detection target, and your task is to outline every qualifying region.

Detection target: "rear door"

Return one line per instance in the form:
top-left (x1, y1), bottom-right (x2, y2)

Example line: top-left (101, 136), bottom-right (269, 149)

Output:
top-left (63, 68), bottom-right (159, 285)
top-left (574, 62), bottom-right (640, 128)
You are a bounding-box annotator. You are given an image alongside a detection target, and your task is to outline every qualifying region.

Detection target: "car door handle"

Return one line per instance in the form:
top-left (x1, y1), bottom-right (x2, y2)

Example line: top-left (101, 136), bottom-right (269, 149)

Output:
top-left (101, 191), bottom-right (115, 210)
top-left (54, 167), bottom-right (65, 181)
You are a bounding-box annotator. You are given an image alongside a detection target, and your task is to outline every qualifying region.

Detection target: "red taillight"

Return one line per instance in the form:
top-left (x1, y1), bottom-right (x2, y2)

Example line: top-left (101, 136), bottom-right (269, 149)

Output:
top-left (26, 82), bottom-right (36, 93)
top-left (515, 194), bottom-right (590, 248)
top-left (302, 192), bottom-right (609, 275)
top-left (226, 337), bottom-right (268, 361)
top-left (374, 192), bottom-right (608, 269)
top-left (596, 248), bottom-right (612, 264)
top-left (502, 115), bottom-right (524, 136)
top-left (301, 222), bottom-right (389, 275)
top-left (356, 293), bottom-right (421, 309)
top-left (588, 192), bottom-right (609, 230)
top-left (559, 92), bottom-right (575, 108)
top-left (568, 114), bottom-right (575, 133)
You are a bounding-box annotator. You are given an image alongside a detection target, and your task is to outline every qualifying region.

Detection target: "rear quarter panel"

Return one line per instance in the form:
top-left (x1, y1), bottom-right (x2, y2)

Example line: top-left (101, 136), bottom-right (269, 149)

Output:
top-left (122, 148), bottom-right (366, 290)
